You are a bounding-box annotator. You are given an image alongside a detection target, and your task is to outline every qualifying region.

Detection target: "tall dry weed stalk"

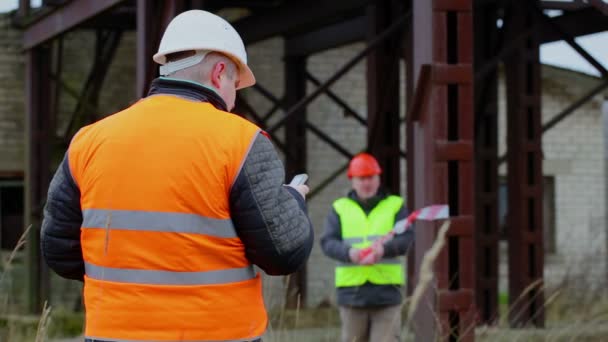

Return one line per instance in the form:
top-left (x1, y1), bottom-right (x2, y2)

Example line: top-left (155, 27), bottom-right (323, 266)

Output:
top-left (1, 225), bottom-right (33, 315)
top-left (0, 225), bottom-right (32, 285)
top-left (34, 301), bottom-right (52, 342)
top-left (406, 220), bottom-right (451, 322)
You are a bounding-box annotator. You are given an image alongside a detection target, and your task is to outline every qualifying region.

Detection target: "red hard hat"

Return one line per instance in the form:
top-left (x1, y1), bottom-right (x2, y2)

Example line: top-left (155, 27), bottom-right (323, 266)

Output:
top-left (347, 153), bottom-right (382, 178)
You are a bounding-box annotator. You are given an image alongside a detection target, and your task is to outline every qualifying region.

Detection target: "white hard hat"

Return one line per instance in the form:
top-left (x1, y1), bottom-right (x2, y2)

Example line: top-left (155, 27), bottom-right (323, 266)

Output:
top-left (153, 10), bottom-right (255, 89)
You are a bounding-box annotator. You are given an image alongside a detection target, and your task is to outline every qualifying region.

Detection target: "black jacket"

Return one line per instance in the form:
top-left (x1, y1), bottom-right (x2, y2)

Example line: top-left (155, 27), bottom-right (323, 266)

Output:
top-left (40, 77), bottom-right (314, 281)
top-left (320, 190), bottom-right (414, 307)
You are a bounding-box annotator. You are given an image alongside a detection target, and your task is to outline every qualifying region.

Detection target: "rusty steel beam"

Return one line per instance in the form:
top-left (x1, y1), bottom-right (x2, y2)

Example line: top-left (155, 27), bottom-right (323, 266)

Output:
top-left (283, 55), bottom-right (308, 309)
top-left (250, 84), bottom-right (284, 123)
top-left (504, 0), bottom-right (545, 328)
top-left (531, 3), bottom-right (608, 78)
top-left (540, 1), bottom-right (591, 11)
top-left (308, 161), bottom-right (350, 200)
top-left (233, 0), bottom-right (368, 44)
top-left (542, 79), bottom-right (608, 133)
top-left (18, 0), bottom-right (30, 17)
top-left (305, 72), bottom-right (367, 126)
top-left (136, 0), bottom-right (190, 98)
top-left (408, 0), bottom-right (476, 341)
top-left (267, 11), bottom-right (409, 135)
top-left (478, 8), bottom-right (608, 81)
top-left (233, 95), bottom-right (294, 164)
top-left (406, 64), bottom-right (432, 121)
top-left (473, 0), bottom-right (500, 325)
top-left (405, 0), bottom-right (416, 296)
top-left (23, 0), bottom-right (126, 49)
top-left (252, 83), bottom-right (282, 107)
top-left (136, 0), bottom-right (158, 98)
top-left (587, 0), bottom-right (608, 15)
top-left (42, 0), bottom-right (70, 6)
top-left (25, 45), bottom-right (54, 313)
top-left (305, 122), bottom-right (354, 159)
top-left (540, 8), bottom-right (608, 43)
top-left (366, 0), bottom-right (403, 194)
top-left (285, 16), bottom-right (367, 57)
top-left (63, 30), bottom-right (123, 144)
top-left (81, 6), bottom-right (137, 30)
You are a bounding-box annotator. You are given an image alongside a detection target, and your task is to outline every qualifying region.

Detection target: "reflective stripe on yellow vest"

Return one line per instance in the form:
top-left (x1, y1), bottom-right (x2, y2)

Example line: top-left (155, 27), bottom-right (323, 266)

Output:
top-left (334, 195), bottom-right (405, 287)
top-left (68, 96), bottom-right (266, 341)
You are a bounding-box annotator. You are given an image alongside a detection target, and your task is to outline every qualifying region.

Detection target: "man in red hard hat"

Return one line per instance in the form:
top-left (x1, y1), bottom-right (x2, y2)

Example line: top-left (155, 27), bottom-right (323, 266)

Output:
top-left (321, 152), bottom-right (414, 342)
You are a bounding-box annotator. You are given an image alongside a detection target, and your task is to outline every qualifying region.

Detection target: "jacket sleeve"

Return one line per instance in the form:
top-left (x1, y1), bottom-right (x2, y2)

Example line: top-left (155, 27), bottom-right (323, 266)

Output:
top-left (40, 153), bottom-right (84, 281)
top-left (229, 133), bottom-right (314, 276)
top-left (320, 208), bottom-right (351, 263)
top-left (383, 202), bottom-right (415, 258)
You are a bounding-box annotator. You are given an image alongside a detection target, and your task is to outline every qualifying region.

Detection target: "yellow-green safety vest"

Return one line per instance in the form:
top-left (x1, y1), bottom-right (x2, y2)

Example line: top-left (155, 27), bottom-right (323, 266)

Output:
top-left (334, 195), bottom-right (405, 287)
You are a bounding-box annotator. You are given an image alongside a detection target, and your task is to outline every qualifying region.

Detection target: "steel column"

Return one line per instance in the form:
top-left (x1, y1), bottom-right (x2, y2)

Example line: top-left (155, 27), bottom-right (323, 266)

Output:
top-left (366, 0), bottom-right (403, 194)
top-left (64, 30), bottom-right (123, 144)
top-left (18, 0), bottom-right (30, 17)
top-left (137, 0), bottom-right (190, 97)
top-left (283, 55), bottom-right (308, 309)
top-left (408, 0), bottom-right (476, 340)
top-left (25, 45), bottom-right (54, 313)
top-left (474, 0), bottom-right (500, 325)
top-left (504, 0), bottom-right (545, 328)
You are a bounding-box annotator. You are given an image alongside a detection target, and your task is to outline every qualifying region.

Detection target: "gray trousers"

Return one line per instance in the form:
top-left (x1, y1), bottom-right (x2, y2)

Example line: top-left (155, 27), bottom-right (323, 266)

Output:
top-left (339, 304), bottom-right (402, 342)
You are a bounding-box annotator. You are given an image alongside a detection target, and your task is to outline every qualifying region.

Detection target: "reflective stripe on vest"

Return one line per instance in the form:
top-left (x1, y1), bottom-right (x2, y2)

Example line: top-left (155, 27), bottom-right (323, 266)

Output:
top-left (82, 209), bottom-right (237, 237)
top-left (84, 336), bottom-right (262, 342)
top-left (333, 195), bottom-right (405, 287)
top-left (85, 262), bottom-right (255, 285)
top-left (69, 97), bottom-right (267, 341)
top-left (338, 257), bottom-right (402, 266)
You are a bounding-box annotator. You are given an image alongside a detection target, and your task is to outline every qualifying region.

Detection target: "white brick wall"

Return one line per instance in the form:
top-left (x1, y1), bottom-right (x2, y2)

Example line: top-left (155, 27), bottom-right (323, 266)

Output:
top-left (498, 66), bottom-right (608, 290)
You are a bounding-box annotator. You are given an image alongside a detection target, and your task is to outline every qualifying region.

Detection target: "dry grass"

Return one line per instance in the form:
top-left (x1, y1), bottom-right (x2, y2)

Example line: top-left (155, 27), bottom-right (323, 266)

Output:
top-left (0, 225), bottom-right (31, 289)
top-left (406, 220), bottom-right (451, 322)
top-left (34, 301), bottom-right (52, 342)
top-left (2, 219), bottom-right (607, 341)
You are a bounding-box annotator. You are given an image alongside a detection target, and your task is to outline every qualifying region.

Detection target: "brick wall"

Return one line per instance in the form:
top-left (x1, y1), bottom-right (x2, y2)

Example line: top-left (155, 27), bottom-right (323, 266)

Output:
top-left (0, 14), bottom-right (25, 172)
top-left (498, 65), bottom-right (608, 290)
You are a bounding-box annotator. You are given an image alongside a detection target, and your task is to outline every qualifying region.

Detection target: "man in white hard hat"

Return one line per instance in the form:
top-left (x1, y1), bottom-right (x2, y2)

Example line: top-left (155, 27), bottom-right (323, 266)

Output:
top-left (41, 10), bottom-right (313, 342)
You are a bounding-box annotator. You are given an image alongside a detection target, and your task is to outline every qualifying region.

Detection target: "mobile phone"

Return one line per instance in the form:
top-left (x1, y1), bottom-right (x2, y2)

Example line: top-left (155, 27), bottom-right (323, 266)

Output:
top-left (289, 173), bottom-right (308, 186)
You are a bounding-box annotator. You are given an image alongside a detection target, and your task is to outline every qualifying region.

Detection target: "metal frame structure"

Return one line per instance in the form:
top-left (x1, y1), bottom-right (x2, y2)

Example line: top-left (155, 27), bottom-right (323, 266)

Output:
top-left (407, 1), bottom-right (475, 340)
top-left (474, 0), bottom-right (500, 325)
top-left (15, 0), bottom-right (608, 340)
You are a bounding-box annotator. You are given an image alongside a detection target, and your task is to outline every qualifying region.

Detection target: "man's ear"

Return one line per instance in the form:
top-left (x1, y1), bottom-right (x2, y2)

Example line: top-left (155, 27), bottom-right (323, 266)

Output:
top-left (211, 62), bottom-right (226, 89)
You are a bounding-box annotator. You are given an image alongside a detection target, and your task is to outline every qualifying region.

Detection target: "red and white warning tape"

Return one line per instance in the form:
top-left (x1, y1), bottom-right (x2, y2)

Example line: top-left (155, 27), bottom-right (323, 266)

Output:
top-left (358, 204), bottom-right (449, 263)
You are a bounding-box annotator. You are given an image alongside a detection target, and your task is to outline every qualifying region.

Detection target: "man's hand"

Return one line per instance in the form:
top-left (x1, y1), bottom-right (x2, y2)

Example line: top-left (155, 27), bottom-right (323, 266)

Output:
top-left (348, 248), bottom-right (361, 263)
top-left (358, 243), bottom-right (384, 265)
top-left (286, 184), bottom-right (309, 199)
top-left (372, 242), bottom-right (384, 260)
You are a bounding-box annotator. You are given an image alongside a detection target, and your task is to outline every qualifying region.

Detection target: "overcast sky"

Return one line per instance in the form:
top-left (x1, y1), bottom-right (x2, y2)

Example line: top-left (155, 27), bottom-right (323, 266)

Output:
top-left (1, 0), bottom-right (607, 77)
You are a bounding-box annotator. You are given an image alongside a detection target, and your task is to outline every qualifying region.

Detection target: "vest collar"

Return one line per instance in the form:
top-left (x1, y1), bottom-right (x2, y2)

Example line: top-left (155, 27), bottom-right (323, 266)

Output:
top-left (147, 77), bottom-right (228, 111)
top-left (348, 189), bottom-right (389, 213)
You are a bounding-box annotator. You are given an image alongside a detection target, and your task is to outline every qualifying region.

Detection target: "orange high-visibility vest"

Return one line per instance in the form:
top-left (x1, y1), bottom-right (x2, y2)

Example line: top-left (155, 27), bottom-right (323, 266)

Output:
top-left (68, 95), bottom-right (267, 341)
